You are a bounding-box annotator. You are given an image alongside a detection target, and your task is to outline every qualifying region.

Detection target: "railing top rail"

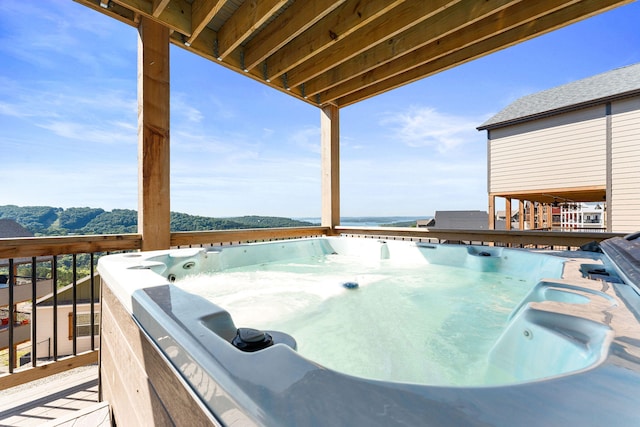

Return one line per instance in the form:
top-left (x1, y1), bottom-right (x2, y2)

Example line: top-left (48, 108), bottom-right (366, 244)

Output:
top-left (0, 234), bottom-right (142, 258)
top-left (170, 226), bottom-right (332, 247)
top-left (0, 227), bottom-right (628, 259)
top-left (334, 226), bottom-right (625, 247)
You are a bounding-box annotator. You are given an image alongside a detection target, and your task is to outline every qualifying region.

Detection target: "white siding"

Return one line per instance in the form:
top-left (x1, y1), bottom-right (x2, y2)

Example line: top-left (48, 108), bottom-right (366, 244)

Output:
top-left (611, 97), bottom-right (640, 233)
top-left (36, 303), bottom-right (100, 358)
top-left (489, 106), bottom-right (606, 194)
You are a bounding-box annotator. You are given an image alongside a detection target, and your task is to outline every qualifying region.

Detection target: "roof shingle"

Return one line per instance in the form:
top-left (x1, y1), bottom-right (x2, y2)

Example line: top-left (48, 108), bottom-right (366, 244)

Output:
top-left (478, 62), bottom-right (640, 130)
top-left (0, 219), bottom-right (33, 238)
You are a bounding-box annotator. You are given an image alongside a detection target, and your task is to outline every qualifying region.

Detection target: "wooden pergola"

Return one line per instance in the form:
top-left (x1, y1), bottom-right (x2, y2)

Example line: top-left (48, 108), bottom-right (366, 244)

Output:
top-left (74, 0), bottom-right (632, 250)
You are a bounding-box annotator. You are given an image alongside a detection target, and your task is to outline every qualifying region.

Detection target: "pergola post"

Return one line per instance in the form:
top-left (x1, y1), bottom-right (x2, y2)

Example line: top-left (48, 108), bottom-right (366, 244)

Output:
top-left (505, 197), bottom-right (512, 230)
top-left (137, 17), bottom-right (171, 251)
top-left (519, 200), bottom-right (525, 230)
top-left (321, 105), bottom-right (340, 231)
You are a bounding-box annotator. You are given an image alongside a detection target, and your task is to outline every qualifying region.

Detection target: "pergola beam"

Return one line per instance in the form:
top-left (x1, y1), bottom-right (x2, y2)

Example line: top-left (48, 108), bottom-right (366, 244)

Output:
top-left (304, 0), bottom-right (519, 98)
top-left (334, 0), bottom-right (625, 106)
top-left (111, 0), bottom-right (192, 35)
top-left (77, 0), bottom-right (633, 107)
top-left (189, 0), bottom-right (226, 44)
top-left (284, 0), bottom-right (452, 88)
top-left (263, 0), bottom-right (405, 82)
top-left (242, 0), bottom-right (346, 71)
top-left (215, 0), bottom-right (288, 61)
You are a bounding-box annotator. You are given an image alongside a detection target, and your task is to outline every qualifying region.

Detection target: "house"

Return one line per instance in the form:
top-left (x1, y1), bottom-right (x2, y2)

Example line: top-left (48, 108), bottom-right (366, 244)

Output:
top-left (34, 275), bottom-right (100, 360)
top-left (0, 219), bottom-right (32, 238)
top-left (428, 210), bottom-right (507, 230)
top-left (478, 63), bottom-right (640, 233)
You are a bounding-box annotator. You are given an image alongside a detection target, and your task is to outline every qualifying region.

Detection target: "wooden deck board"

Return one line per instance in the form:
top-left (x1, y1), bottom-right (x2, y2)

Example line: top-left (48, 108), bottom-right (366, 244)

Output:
top-left (0, 365), bottom-right (99, 426)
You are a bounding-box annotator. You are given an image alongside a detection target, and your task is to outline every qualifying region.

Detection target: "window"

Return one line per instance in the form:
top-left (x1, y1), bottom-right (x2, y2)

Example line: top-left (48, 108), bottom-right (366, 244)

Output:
top-left (68, 312), bottom-right (100, 339)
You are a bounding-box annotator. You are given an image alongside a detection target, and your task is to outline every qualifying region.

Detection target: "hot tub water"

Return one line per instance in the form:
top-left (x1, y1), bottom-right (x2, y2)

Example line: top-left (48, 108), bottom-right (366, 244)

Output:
top-left (176, 253), bottom-right (536, 386)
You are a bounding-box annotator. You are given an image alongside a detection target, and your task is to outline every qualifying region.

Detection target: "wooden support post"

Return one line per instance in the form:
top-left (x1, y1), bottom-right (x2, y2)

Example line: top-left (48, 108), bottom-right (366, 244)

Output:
top-left (488, 195), bottom-right (495, 230)
top-left (529, 202), bottom-right (536, 230)
top-left (546, 203), bottom-right (553, 230)
top-left (505, 198), bottom-right (512, 230)
top-left (519, 200), bottom-right (525, 230)
top-left (138, 17), bottom-right (171, 251)
top-left (536, 203), bottom-right (544, 228)
top-left (321, 105), bottom-right (340, 231)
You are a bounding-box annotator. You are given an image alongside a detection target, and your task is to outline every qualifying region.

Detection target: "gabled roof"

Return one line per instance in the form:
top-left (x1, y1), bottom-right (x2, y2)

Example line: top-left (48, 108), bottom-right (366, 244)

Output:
top-left (0, 219), bottom-right (33, 238)
top-left (432, 210), bottom-right (506, 230)
top-left (75, 0), bottom-right (632, 108)
top-left (478, 62), bottom-right (640, 130)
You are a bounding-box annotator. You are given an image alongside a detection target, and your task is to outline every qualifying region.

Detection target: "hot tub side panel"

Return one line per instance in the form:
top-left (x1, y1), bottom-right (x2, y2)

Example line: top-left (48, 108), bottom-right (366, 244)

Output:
top-left (100, 281), bottom-right (221, 427)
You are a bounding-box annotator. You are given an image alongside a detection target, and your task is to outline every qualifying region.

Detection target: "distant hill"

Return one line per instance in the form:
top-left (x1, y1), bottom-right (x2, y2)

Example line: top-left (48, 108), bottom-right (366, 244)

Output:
top-left (0, 205), bottom-right (313, 236)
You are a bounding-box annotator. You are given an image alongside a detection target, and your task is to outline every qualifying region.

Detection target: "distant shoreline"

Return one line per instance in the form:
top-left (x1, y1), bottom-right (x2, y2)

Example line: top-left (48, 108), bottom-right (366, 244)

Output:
top-left (295, 216), bottom-right (431, 227)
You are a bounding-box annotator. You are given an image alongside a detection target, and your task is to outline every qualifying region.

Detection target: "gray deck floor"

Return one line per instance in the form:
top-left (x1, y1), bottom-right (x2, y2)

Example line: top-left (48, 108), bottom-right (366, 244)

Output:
top-left (0, 365), bottom-right (103, 426)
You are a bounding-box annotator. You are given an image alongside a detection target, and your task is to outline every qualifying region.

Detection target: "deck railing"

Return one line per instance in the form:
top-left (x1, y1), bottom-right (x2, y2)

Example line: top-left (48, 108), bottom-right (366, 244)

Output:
top-left (0, 234), bottom-right (142, 389)
top-left (0, 226), bottom-right (625, 389)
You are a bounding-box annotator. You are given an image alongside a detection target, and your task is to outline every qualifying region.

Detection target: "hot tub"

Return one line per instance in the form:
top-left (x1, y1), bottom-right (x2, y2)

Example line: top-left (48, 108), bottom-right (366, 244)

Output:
top-left (98, 236), bottom-right (640, 426)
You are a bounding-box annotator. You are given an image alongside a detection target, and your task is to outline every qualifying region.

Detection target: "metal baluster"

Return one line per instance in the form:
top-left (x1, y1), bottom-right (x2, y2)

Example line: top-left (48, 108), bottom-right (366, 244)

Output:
top-left (72, 254), bottom-right (77, 356)
top-left (52, 256), bottom-right (58, 361)
top-left (31, 257), bottom-right (37, 367)
top-left (90, 253), bottom-right (96, 351)
top-left (8, 259), bottom-right (14, 373)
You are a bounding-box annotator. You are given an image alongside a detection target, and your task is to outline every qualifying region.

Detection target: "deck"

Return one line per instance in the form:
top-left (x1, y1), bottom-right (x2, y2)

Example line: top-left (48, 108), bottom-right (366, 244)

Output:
top-left (0, 365), bottom-right (107, 426)
top-left (0, 228), bottom-right (626, 425)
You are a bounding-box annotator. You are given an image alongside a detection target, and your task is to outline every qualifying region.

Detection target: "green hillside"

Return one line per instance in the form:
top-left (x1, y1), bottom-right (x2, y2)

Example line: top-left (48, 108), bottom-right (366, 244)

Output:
top-left (0, 205), bottom-right (313, 236)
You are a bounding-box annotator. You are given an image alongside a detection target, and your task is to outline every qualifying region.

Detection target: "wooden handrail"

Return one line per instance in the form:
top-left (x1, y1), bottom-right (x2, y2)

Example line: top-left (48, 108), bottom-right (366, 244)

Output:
top-left (334, 226), bottom-right (625, 248)
top-left (0, 234), bottom-right (142, 259)
top-left (0, 227), bottom-right (626, 258)
top-left (170, 226), bottom-right (332, 247)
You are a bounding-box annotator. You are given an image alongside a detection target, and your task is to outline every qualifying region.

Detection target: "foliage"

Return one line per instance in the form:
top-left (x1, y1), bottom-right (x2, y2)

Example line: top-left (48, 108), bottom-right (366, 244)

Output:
top-left (379, 221), bottom-right (417, 227)
top-left (0, 205), bottom-right (60, 234)
top-left (81, 209), bottom-right (138, 234)
top-left (231, 216), bottom-right (313, 228)
top-left (57, 207), bottom-right (105, 230)
top-left (170, 212), bottom-right (245, 231)
top-left (0, 205), bottom-right (313, 236)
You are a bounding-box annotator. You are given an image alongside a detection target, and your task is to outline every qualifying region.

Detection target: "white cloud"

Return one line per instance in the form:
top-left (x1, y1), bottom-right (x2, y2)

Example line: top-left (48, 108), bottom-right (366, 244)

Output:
top-left (37, 120), bottom-right (136, 145)
top-left (381, 106), bottom-right (484, 153)
top-left (2, 161), bottom-right (138, 211)
top-left (0, 1), bottom-right (134, 69)
top-left (170, 155), bottom-right (320, 217)
top-left (0, 78), bottom-right (137, 145)
top-left (171, 93), bottom-right (204, 123)
top-left (289, 126), bottom-right (321, 153)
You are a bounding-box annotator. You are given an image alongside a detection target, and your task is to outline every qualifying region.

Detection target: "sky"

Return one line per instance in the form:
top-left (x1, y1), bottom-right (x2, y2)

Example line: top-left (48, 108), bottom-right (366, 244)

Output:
top-left (1, 1), bottom-right (639, 218)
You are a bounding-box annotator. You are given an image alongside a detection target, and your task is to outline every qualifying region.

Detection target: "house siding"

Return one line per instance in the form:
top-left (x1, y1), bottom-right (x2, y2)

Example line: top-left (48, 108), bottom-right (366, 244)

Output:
top-left (36, 303), bottom-right (99, 358)
top-left (489, 106), bottom-right (606, 194)
top-left (611, 97), bottom-right (640, 232)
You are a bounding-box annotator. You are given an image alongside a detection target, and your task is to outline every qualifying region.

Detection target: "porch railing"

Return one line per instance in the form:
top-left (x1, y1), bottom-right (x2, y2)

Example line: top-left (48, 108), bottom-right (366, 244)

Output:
top-left (0, 226), bottom-right (624, 390)
top-left (0, 233), bottom-right (142, 390)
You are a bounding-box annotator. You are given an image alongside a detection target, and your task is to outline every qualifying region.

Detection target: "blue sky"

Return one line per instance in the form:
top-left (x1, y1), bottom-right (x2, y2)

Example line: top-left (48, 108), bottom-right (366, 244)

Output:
top-left (1, 1), bottom-right (639, 218)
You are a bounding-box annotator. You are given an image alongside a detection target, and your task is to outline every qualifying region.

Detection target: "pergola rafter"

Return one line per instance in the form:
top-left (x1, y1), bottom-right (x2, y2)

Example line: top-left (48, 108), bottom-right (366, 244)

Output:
top-left (76, 0), bottom-right (632, 107)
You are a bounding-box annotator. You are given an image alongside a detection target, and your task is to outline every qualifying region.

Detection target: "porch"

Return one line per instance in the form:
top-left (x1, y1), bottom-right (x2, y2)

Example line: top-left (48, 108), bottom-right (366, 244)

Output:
top-left (1, 0), bottom-right (636, 424)
top-left (0, 228), bottom-right (629, 424)
top-left (0, 365), bottom-right (103, 427)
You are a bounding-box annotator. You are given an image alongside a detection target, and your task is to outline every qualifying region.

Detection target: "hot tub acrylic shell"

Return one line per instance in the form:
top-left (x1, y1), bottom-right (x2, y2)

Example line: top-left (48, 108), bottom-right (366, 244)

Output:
top-left (97, 237), bottom-right (640, 426)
